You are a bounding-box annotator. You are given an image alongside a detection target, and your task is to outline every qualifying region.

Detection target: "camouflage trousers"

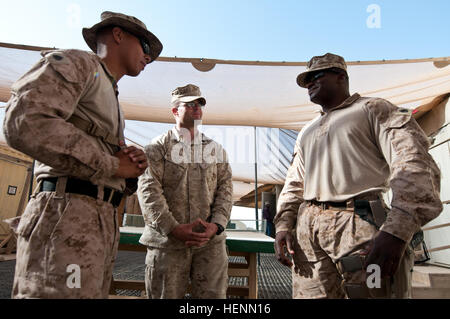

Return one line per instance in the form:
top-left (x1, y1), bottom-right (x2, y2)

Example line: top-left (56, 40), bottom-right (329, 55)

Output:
top-left (144, 241), bottom-right (229, 299)
top-left (291, 201), bottom-right (414, 299)
top-left (12, 181), bottom-right (120, 299)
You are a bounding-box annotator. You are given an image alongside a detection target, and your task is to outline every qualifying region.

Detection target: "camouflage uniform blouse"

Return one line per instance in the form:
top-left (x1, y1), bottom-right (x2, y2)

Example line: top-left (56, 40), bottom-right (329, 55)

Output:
top-left (138, 127), bottom-right (233, 249)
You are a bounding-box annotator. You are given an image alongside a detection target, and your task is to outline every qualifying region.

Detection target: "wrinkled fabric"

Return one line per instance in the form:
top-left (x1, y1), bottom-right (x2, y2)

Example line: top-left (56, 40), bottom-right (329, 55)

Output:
top-left (138, 127), bottom-right (232, 299)
top-left (274, 128), bottom-right (305, 233)
top-left (275, 94), bottom-right (442, 243)
top-left (145, 242), bottom-right (228, 299)
top-left (138, 127), bottom-right (233, 249)
top-left (291, 203), bottom-right (414, 299)
top-left (3, 49), bottom-right (124, 190)
top-left (3, 49), bottom-right (127, 299)
top-left (12, 190), bottom-right (119, 299)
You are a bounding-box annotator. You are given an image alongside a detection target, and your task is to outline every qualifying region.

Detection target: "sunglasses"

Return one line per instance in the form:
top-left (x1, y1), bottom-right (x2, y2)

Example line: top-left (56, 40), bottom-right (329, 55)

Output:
top-left (139, 38), bottom-right (151, 56)
top-left (179, 101), bottom-right (205, 109)
top-left (121, 27), bottom-right (151, 57)
top-left (304, 69), bottom-right (345, 85)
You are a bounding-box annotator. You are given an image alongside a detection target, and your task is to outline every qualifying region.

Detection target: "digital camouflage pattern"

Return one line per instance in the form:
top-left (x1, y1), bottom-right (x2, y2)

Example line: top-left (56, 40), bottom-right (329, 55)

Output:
top-left (275, 94), bottom-right (442, 243)
top-left (275, 89), bottom-right (441, 299)
top-left (291, 202), bottom-right (414, 299)
top-left (12, 184), bottom-right (120, 298)
top-left (296, 52), bottom-right (347, 87)
top-left (3, 49), bottom-right (125, 190)
top-left (138, 127), bottom-right (233, 298)
top-left (170, 83), bottom-right (206, 106)
top-left (82, 11), bottom-right (163, 62)
top-left (138, 127), bottom-right (233, 249)
top-left (3, 49), bottom-right (126, 298)
top-left (145, 242), bottom-right (228, 299)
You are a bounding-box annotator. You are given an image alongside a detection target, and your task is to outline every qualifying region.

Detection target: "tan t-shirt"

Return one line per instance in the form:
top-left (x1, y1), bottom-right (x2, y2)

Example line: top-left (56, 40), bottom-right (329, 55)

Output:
top-left (275, 93), bottom-right (442, 242)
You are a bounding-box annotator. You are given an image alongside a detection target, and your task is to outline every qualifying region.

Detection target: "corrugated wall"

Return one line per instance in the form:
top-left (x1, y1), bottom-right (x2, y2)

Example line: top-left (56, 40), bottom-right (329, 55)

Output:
top-left (418, 97), bottom-right (450, 267)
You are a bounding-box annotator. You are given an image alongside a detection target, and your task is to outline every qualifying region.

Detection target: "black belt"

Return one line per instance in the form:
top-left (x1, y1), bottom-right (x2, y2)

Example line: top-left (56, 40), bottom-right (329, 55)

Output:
top-left (306, 194), bottom-right (383, 228)
top-left (39, 177), bottom-right (124, 208)
top-left (307, 199), bottom-right (348, 210)
top-left (306, 192), bottom-right (380, 210)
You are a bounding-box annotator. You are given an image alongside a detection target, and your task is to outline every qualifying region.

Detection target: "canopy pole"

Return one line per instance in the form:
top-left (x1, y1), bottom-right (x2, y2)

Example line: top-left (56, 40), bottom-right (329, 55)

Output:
top-left (254, 127), bottom-right (261, 267)
top-left (254, 126), bottom-right (259, 231)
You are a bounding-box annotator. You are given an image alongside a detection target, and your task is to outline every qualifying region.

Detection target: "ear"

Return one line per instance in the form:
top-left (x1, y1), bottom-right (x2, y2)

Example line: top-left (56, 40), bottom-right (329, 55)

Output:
top-left (336, 72), bottom-right (346, 84)
top-left (171, 107), bottom-right (178, 117)
top-left (337, 72), bottom-right (350, 90)
top-left (111, 26), bottom-right (125, 45)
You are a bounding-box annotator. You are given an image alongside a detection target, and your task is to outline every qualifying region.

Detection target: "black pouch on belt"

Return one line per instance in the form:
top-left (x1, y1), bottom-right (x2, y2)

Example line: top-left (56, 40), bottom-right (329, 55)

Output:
top-left (355, 199), bottom-right (423, 249)
top-left (354, 200), bottom-right (378, 228)
top-left (337, 255), bottom-right (370, 298)
top-left (338, 254), bottom-right (366, 273)
top-left (354, 199), bottom-right (387, 229)
top-left (337, 254), bottom-right (391, 299)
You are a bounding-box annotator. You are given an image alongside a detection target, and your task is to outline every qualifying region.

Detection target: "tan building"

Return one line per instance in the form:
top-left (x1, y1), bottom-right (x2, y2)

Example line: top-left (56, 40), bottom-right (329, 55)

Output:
top-left (0, 142), bottom-right (34, 255)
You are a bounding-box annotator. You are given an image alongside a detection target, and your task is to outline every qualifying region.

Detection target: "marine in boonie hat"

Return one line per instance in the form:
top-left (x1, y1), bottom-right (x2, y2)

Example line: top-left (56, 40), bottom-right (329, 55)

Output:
top-left (296, 53), bottom-right (347, 88)
top-left (171, 84), bottom-right (206, 107)
top-left (82, 11), bottom-right (163, 62)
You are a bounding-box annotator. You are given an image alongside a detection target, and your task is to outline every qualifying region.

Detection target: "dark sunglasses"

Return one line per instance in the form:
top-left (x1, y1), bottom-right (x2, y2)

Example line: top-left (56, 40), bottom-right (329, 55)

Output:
top-left (305, 69), bottom-right (344, 85)
top-left (139, 38), bottom-right (151, 56)
top-left (121, 27), bottom-right (151, 57)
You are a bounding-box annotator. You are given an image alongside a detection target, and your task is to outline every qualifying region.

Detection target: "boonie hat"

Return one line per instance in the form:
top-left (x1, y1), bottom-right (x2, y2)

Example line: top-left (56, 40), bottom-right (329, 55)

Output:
top-left (82, 11), bottom-right (163, 62)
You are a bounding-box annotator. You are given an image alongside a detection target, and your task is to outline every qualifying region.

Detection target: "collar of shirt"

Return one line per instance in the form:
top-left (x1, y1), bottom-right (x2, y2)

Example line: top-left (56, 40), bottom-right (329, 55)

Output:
top-left (171, 126), bottom-right (211, 145)
top-left (97, 57), bottom-right (119, 96)
top-left (319, 93), bottom-right (361, 116)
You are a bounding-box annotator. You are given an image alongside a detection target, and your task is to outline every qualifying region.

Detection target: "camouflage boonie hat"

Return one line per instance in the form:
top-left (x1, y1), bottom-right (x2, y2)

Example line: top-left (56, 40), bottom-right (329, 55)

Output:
top-left (296, 53), bottom-right (347, 88)
top-left (171, 84), bottom-right (206, 107)
top-left (82, 11), bottom-right (163, 62)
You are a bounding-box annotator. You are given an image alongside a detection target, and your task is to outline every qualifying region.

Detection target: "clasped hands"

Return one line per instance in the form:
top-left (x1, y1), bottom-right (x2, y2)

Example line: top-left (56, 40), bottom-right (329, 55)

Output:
top-left (170, 218), bottom-right (218, 248)
top-left (113, 141), bottom-right (148, 178)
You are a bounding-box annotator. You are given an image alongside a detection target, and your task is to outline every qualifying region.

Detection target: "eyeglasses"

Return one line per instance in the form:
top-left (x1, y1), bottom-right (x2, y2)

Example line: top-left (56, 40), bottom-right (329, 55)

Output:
top-left (178, 101), bottom-right (205, 109)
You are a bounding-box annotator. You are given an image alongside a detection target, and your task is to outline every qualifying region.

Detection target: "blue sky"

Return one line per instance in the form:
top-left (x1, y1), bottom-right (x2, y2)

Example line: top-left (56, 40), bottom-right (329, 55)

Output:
top-left (0, 0), bottom-right (449, 62)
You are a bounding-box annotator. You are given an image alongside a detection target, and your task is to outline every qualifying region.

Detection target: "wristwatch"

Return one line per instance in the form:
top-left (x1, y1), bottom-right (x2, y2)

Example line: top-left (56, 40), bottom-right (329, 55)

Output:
top-left (214, 223), bottom-right (225, 235)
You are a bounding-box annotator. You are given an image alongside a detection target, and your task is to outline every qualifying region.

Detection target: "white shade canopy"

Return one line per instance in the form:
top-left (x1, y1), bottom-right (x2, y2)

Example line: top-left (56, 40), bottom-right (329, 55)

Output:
top-left (0, 42), bottom-right (449, 202)
top-left (1, 43), bottom-right (449, 129)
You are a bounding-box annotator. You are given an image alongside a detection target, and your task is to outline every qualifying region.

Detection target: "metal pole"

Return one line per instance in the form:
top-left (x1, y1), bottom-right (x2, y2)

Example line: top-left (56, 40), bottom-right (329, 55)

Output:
top-left (254, 126), bottom-right (259, 231)
top-left (254, 127), bottom-right (260, 267)
top-left (28, 160), bottom-right (35, 202)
